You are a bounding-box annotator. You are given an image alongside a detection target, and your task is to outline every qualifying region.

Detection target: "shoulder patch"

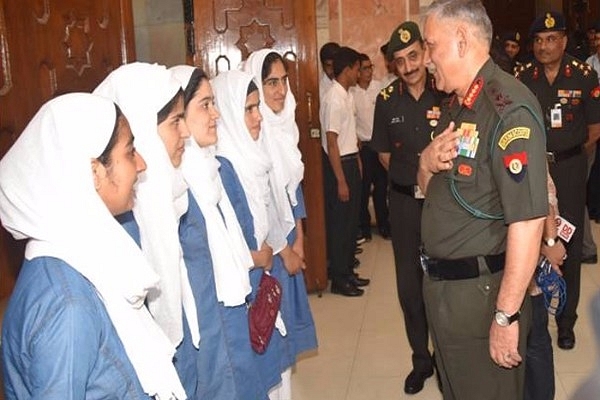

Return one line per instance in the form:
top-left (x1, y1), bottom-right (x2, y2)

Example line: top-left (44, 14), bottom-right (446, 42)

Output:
top-left (498, 127), bottom-right (530, 150)
top-left (592, 86), bottom-right (600, 99)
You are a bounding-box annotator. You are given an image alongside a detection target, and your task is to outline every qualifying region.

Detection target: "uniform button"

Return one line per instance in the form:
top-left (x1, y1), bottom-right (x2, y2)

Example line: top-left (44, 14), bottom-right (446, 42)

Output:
top-left (484, 284), bottom-right (490, 291)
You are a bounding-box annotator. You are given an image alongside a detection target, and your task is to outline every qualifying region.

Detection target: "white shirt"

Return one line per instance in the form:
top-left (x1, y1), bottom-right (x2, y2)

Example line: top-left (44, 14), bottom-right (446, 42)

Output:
top-left (319, 72), bottom-right (335, 102)
top-left (586, 54), bottom-right (600, 83)
top-left (350, 79), bottom-right (381, 142)
top-left (380, 73), bottom-right (397, 89)
top-left (320, 80), bottom-right (359, 156)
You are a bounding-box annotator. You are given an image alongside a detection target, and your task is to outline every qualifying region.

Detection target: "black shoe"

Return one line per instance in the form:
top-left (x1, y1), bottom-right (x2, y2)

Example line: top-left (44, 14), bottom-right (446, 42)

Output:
top-left (558, 330), bottom-right (575, 350)
top-left (331, 280), bottom-right (364, 297)
top-left (582, 254), bottom-right (598, 264)
top-left (350, 274), bottom-right (370, 287)
top-left (404, 369), bottom-right (434, 394)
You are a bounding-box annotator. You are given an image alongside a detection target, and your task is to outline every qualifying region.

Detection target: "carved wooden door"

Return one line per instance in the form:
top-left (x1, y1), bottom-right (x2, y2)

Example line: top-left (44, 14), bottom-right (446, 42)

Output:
top-left (0, 0), bottom-right (136, 302)
top-left (186, 0), bottom-right (327, 293)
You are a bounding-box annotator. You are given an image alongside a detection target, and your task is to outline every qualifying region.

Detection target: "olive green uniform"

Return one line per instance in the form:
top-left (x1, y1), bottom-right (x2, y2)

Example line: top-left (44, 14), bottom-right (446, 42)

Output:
top-left (422, 59), bottom-right (548, 400)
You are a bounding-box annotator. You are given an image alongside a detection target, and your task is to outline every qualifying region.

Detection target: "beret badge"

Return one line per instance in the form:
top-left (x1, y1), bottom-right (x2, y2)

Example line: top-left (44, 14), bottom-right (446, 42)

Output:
top-left (545, 13), bottom-right (555, 29)
top-left (399, 29), bottom-right (411, 44)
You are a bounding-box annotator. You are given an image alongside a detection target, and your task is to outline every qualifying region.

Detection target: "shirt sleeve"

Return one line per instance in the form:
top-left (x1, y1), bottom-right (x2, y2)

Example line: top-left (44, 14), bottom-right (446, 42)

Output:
top-left (492, 107), bottom-right (549, 224)
top-left (322, 94), bottom-right (345, 135)
top-left (583, 69), bottom-right (600, 125)
top-left (30, 301), bottom-right (100, 399)
top-left (292, 186), bottom-right (307, 220)
top-left (370, 93), bottom-right (391, 153)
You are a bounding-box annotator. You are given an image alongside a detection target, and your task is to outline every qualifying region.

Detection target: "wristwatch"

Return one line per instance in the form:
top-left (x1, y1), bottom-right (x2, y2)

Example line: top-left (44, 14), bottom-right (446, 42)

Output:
top-left (543, 236), bottom-right (558, 247)
top-left (494, 309), bottom-right (521, 327)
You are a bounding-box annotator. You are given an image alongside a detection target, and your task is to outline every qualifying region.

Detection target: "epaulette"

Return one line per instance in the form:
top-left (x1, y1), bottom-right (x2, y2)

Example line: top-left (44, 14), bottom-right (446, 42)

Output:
top-left (484, 79), bottom-right (514, 115)
top-left (378, 82), bottom-right (396, 101)
top-left (514, 62), bottom-right (533, 79)
top-left (570, 59), bottom-right (593, 77)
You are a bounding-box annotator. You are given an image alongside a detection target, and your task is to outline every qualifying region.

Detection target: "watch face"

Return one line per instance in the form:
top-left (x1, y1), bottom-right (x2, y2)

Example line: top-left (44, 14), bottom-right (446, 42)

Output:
top-left (546, 238), bottom-right (556, 246)
top-left (495, 311), bottom-right (509, 327)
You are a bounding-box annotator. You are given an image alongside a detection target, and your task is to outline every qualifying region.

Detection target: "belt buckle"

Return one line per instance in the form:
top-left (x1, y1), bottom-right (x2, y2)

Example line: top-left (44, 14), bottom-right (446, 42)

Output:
top-left (546, 152), bottom-right (556, 163)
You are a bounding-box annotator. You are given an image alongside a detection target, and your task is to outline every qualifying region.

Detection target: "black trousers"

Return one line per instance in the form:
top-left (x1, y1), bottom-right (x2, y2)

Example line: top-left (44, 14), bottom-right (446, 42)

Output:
top-left (524, 294), bottom-right (554, 400)
top-left (550, 153), bottom-right (586, 332)
top-left (359, 143), bottom-right (389, 234)
top-left (322, 150), bottom-right (361, 280)
top-left (389, 188), bottom-right (432, 373)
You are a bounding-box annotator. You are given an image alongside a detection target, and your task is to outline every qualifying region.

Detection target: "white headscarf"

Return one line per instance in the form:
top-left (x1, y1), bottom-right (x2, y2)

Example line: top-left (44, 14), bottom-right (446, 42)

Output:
top-left (170, 65), bottom-right (252, 306)
top-left (243, 49), bottom-right (305, 239)
top-left (94, 62), bottom-right (200, 349)
top-left (0, 93), bottom-right (186, 399)
top-left (212, 70), bottom-right (275, 249)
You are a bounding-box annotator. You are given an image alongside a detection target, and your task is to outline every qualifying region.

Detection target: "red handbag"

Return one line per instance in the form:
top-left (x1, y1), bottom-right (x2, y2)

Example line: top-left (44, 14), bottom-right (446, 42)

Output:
top-left (248, 272), bottom-right (282, 354)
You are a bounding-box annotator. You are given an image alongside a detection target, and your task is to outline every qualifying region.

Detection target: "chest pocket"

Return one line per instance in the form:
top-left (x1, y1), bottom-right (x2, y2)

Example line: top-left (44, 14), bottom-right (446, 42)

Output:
top-left (446, 103), bottom-right (544, 221)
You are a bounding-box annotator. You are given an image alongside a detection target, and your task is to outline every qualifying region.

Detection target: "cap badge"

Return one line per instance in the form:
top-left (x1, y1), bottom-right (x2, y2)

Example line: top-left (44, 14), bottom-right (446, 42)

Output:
top-left (515, 32), bottom-right (520, 41)
top-left (399, 28), bottom-right (411, 44)
top-left (545, 13), bottom-right (555, 29)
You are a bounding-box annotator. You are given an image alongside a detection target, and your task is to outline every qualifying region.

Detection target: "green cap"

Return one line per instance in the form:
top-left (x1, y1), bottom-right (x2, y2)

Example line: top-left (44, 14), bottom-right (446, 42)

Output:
top-left (386, 21), bottom-right (422, 61)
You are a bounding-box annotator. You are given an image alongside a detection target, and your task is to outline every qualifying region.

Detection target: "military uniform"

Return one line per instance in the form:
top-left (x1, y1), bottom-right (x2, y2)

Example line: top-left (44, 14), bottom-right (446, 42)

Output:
top-left (422, 59), bottom-right (548, 400)
top-left (371, 74), bottom-right (444, 377)
top-left (517, 47), bottom-right (600, 341)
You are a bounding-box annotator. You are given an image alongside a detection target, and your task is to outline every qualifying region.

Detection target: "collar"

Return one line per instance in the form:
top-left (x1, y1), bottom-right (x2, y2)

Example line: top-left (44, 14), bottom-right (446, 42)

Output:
top-left (461, 58), bottom-right (495, 109)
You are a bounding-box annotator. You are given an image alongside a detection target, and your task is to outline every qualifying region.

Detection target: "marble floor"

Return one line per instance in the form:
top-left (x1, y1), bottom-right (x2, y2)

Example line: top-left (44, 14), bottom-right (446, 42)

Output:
top-left (291, 225), bottom-right (600, 400)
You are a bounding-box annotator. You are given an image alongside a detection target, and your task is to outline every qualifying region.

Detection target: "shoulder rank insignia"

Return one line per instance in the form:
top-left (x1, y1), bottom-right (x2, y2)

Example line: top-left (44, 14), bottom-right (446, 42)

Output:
top-left (498, 127), bottom-right (530, 150)
top-left (379, 84), bottom-right (394, 101)
top-left (503, 151), bottom-right (528, 182)
top-left (592, 86), bottom-right (600, 99)
top-left (571, 59), bottom-right (592, 77)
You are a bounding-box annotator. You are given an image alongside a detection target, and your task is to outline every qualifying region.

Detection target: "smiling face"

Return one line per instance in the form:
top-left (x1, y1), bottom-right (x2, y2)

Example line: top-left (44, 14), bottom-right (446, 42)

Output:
top-left (95, 115), bottom-right (147, 216)
top-left (157, 94), bottom-right (189, 167)
top-left (423, 14), bottom-right (461, 94)
top-left (262, 59), bottom-right (288, 114)
top-left (392, 40), bottom-right (427, 88)
top-left (244, 89), bottom-right (262, 140)
top-left (185, 78), bottom-right (220, 147)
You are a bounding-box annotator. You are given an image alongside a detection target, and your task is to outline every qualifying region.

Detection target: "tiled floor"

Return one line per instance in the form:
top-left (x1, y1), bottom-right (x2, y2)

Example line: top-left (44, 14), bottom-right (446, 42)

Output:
top-left (291, 225), bottom-right (600, 400)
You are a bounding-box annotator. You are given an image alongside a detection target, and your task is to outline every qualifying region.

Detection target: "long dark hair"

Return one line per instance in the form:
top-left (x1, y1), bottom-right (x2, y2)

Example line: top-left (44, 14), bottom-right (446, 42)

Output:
top-left (183, 68), bottom-right (209, 107)
top-left (97, 104), bottom-right (124, 167)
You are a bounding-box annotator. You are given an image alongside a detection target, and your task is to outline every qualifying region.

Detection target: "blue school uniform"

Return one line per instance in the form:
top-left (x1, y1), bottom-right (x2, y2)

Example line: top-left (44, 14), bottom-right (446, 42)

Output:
top-left (218, 156), bottom-right (285, 392)
top-left (178, 191), bottom-right (266, 400)
top-left (1, 256), bottom-right (149, 400)
top-left (278, 187), bottom-right (318, 358)
top-left (120, 202), bottom-right (266, 400)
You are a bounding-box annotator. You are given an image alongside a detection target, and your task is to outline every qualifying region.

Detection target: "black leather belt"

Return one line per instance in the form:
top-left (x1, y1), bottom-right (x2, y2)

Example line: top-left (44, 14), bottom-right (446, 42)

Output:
top-left (391, 181), bottom-right (416, 197)
top-left (340, 153), bottom-right (358, 161)
top-left (423, 252), bottom-right (505, 281)
top-left (546, 145), bottom-right (582, 163)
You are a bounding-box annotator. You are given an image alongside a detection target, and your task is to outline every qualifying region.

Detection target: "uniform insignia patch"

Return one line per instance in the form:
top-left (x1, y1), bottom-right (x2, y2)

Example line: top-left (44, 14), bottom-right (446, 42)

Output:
top-left (592, 86), bottom-right (600, 99)
top-left (544, 13), bottom-right (555, 29)
top-left (426, 106), bottom-right (441, 119)
top-left (498, 127), bottom-right (530, 150)
top-left (380, 85), bottom-right (394, 100)
top-left (463, 78), bottom-right (483, 109)
top-left (457, 163), bottom-right (473, 177)
top-left (503, 152), bottom-right (528, 182)
top-left (456, 122), bottom-right (479, 158)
